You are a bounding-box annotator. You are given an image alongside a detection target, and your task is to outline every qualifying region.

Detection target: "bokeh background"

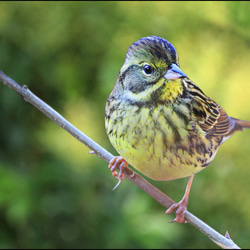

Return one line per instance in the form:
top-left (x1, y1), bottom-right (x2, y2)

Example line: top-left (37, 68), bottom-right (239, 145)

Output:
top-left (0, 1), bottom-right (250, 248)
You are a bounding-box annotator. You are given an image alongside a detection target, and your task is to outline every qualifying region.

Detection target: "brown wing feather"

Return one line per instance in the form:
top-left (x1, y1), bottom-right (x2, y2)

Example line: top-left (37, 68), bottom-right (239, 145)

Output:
top-left (206, 105), bottom-right (232, 137)
top-left (186, 79), bottom-right (250, 138)
top-left (194, 97), bottom-right (231, 137)
top-left (199, 102), bottom-right (249, 137)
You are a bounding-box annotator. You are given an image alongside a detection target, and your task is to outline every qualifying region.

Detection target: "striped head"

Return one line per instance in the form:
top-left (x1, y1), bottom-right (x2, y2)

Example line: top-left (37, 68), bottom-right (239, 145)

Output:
top-left (125, 36), bottom-right (180, 67)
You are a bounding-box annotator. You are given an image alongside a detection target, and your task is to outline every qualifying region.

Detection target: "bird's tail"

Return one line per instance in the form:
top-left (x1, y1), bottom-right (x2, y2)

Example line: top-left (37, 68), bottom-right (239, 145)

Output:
top-left (232, 117), bottom-right (250, 130)
top-left (220, 117), bottom-right (250, 144)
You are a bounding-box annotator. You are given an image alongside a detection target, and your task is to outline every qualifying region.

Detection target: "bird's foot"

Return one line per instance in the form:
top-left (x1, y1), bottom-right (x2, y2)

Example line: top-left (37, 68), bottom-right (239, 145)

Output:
top-left (165, 174), bottom-right (194, 223)
top-left (108, 156), bottom-right (128, 190)
top-left (165, 201), bottom-right (188, 223)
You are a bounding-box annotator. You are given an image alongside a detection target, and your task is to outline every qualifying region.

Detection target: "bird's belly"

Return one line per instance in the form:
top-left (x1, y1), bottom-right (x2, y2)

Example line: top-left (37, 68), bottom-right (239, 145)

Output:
top-left (113, 134), bottom-right (217, 181)
top-left (117, 143), bottom-right (209, 181)
top-left (106, 104), bottom-right (219, 181)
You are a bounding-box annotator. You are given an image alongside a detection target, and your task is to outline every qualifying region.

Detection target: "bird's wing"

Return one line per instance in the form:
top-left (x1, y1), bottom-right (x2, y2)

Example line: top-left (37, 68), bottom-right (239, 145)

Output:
top-left (201, 103), bottom-right (232, 137)
top-left (197, 99), bottom-right (250, 138)
top-left (184, 79), bottom-right (250, 138)
top-left (192, 97), bottom-right (234, 137)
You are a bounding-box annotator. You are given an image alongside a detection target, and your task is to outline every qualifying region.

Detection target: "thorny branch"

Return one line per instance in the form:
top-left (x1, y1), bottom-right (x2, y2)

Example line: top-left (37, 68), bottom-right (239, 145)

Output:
top-left (0, 70), bottom-right (240, 249)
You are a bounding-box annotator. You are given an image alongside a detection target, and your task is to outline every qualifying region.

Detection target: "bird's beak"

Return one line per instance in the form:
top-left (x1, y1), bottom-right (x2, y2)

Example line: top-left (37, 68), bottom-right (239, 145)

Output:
top-left (164, 63), bottom-right (187, 80)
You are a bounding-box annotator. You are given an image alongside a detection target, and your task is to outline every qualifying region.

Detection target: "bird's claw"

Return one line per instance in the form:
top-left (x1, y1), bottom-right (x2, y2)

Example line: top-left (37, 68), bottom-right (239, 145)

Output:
top-left (166, 202), bottom-right (188, 223)
top-left (108, 156), bottom-right (128, 190)
top-left (166, 174), bottom-right (194, 223)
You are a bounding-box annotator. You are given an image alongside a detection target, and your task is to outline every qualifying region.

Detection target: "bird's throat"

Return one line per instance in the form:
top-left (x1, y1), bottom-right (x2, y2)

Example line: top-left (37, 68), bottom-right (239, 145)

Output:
top-left (125, 78), bottom-right (184, 105)
top-left (155, 78), bottom-right (184, 103)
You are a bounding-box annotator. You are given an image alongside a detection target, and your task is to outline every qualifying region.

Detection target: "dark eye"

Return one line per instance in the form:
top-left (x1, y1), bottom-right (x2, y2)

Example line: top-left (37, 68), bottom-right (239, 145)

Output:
top-left (143, 64), bottom-right (153, 75)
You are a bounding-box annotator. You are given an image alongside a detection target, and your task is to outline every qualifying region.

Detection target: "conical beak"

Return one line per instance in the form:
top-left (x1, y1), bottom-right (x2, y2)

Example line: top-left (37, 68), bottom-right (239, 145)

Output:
top-left (164, 63), bottom-right (187, 80)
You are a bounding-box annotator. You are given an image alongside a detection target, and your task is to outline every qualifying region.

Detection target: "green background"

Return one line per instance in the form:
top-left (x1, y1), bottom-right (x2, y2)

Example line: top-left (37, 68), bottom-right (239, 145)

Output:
top-left (0, 1), bottom-right (250, 248)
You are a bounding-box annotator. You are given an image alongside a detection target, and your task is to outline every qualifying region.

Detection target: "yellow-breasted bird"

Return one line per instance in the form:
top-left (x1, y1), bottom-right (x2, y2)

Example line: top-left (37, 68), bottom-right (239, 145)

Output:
top-left (105, 35), bottom-right (250, 223)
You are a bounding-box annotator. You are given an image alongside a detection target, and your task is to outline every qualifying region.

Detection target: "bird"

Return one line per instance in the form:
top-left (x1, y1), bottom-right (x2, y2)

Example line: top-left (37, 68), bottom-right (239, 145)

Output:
top-left (105, 35), bottom-right (250, 223)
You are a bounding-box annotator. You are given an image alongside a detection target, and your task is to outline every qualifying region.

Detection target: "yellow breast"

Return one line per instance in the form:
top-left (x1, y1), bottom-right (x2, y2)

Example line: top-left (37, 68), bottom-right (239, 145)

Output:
top-left (105, 101), bottom-right (219, 181)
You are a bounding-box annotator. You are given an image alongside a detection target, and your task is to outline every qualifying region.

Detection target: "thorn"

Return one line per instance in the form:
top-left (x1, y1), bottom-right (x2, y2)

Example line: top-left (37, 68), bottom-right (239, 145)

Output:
top-left (89, 150), bottom-right (96, 154)
top-left (225, 231), bottom-right (231, 240)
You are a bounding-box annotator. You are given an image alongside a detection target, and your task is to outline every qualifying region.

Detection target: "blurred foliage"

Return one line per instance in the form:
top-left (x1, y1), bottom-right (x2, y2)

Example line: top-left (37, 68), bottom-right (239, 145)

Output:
top-left (0, 1), bottom-right (250, 248)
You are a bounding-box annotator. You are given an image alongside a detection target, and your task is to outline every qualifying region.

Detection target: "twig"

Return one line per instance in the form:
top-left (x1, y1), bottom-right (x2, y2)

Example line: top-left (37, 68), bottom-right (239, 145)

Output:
top-left (0, 70), bottom-right (240, 249)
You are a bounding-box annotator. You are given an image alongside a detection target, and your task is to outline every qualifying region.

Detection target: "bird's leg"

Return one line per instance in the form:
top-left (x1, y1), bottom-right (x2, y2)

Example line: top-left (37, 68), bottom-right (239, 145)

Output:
top-left (166, 174), bottom-right (195, 223)
top-left (108, 156), bottom-right (128, 190)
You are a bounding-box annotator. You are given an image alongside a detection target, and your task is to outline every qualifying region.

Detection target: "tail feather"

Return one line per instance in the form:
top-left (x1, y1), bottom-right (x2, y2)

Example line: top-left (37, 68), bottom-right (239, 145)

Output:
top-left (220, 117), bottom-right (250, 144)
top-left (231, 117), bottom-right (250, 129)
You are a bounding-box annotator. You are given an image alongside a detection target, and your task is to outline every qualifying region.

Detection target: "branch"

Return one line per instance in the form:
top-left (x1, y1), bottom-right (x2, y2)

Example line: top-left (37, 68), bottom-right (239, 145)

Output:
top-left (0, 70), bottom-right (240, 249)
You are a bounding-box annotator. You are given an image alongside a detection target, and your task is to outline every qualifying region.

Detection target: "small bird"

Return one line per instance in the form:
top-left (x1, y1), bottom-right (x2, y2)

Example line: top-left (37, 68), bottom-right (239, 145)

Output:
top-left (105, 36), bottom-right (250, 223)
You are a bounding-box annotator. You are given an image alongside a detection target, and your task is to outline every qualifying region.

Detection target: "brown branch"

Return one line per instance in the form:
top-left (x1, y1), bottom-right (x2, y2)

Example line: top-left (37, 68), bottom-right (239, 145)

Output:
top-left (0, 69), bottom-right (240, 249)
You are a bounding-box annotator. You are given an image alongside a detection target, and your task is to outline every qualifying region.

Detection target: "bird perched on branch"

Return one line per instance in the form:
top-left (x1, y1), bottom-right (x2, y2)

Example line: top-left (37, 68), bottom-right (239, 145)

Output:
top-left (105, 35), bottom-right (250, 223)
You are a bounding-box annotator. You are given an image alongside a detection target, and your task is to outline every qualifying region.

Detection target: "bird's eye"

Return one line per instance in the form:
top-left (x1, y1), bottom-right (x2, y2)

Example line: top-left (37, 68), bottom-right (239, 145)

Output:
top-left (143, 64), bottom-right (153, 75)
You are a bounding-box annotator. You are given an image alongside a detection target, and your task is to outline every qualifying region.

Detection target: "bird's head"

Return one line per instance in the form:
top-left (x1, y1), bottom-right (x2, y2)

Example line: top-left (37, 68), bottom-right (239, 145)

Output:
top-left (115, 36), bottom-right (187, 104)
